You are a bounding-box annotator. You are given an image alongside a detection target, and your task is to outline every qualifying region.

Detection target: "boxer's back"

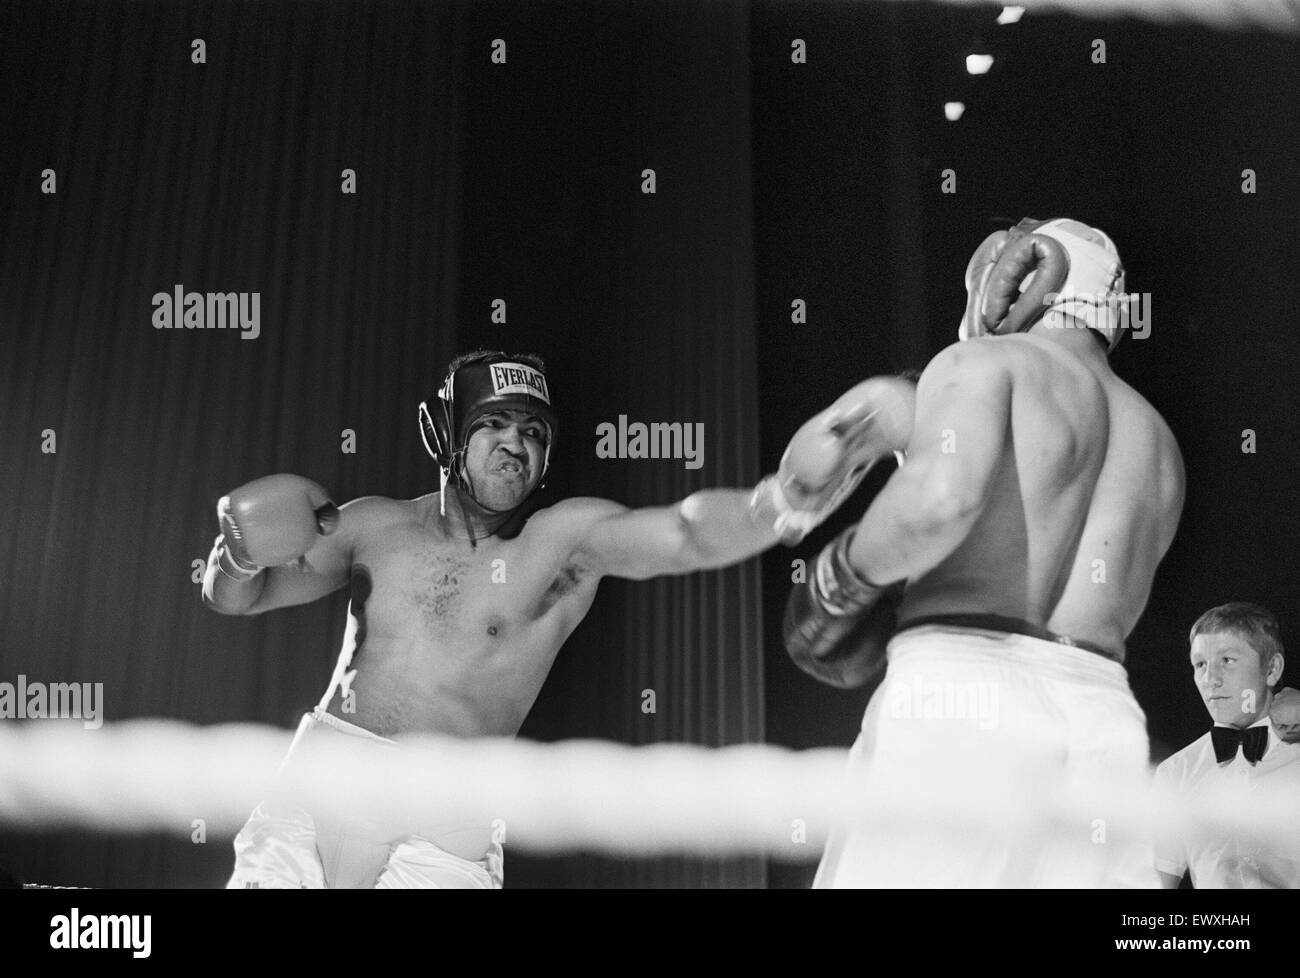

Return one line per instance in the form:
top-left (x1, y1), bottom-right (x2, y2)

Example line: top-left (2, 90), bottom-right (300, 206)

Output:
top-left (899, 332), bottom-right (1184, 658)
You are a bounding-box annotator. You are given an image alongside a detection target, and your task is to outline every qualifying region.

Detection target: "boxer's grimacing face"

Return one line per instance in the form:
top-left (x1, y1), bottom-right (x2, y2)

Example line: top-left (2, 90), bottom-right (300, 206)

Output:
top-left (1191, 631), bottom-right (1282, 727)
top-left (464, 410), bottom-right (547, 511)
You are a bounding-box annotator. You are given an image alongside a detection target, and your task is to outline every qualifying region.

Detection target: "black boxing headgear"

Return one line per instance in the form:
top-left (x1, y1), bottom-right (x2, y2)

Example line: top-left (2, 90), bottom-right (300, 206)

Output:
top-left (418, 357), bottom-right (557, 515)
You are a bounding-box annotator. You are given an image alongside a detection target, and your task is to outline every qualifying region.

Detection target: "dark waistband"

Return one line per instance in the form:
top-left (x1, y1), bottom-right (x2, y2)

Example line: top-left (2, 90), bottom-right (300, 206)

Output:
top-left (894, 613), bottom-right (1123, 664)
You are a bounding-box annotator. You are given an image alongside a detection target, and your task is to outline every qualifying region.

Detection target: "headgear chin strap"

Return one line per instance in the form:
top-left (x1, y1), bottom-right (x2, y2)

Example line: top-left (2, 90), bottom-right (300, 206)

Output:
top-left (958, 217), bottom-right (1127, 353)
top-left (418, 358), bottom-right (557, 518)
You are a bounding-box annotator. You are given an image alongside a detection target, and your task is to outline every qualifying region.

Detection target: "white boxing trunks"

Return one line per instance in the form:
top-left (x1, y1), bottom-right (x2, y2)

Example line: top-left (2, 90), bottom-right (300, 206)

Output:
top-left (227, 708), bottom-right (503, 889)
top-left (814, 623), bottom-right (1158, 888)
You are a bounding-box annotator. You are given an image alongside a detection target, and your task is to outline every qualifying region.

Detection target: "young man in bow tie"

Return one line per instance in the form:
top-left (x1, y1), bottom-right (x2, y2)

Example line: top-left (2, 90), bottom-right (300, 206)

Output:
top-left (1154, 602), bottom-right (1300, 888)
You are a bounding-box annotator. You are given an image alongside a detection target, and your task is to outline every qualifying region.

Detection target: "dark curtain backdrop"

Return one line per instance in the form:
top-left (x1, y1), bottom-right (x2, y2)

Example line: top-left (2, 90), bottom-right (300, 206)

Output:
top-left (3, 0), bottom-right (1298, 892)
top-left (0, 0), bottom-right (763, 888)
top-left (457, 0), bottom-right (765, 888)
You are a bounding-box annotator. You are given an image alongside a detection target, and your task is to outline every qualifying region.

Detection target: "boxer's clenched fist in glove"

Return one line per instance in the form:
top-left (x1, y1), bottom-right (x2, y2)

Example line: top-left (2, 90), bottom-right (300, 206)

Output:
top-left (215, 474), bottom-right (340, 578)
top-left (751, 375), bottom-right (915, 545)
top-left (783, 525), bottom-right (902, 688)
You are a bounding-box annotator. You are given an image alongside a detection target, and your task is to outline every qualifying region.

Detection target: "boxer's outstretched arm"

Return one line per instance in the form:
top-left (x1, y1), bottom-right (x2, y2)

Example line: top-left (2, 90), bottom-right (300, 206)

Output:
top-left (564, 374), bottom-right (915, 580)
top-left (565, 492), bottom-right (779, 581)
top-left (846, 342), bottom-right (1010, 584)
top-left (202, 496), bottom-right (368, 615)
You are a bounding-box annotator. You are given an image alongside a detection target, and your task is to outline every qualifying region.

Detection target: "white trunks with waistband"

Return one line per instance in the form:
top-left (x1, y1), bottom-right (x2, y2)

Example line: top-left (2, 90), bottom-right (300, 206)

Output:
top-left (226, 708), bottom-right (504, 889)
top-left (814, 624), bottom-right (1158, 888)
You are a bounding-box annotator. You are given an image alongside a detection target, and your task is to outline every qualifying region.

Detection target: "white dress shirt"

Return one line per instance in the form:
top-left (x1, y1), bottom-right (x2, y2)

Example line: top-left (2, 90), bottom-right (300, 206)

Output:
top-left (1153, 720), bottom-right (1300, 888)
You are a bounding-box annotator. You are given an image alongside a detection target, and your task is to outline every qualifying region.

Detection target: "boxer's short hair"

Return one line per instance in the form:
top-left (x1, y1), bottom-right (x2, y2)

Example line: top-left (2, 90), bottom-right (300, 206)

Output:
top-left (1189, 602), bottom-right (1284, 676)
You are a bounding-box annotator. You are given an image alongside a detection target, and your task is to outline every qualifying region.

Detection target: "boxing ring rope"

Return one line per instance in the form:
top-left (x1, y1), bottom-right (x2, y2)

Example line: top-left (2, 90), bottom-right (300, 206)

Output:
top-left (929, 0), bottom-right (1298, 33)
top-left (2, 0), bottom-right (1295, 887)
top-left (1, 720), bottom-right (1296, 860)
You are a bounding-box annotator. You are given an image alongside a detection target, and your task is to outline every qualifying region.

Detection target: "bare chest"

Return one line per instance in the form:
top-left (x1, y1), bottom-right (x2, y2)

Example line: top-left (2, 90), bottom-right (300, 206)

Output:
top-left (352, 525), bottom-right (593, 646)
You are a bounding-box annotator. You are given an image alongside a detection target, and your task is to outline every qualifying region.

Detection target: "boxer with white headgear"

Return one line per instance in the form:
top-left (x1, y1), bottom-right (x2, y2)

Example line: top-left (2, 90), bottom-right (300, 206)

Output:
top-left (785, 216), bottom-right (1184, 888)
top-left (958, 217), bottom-right (1127, 350)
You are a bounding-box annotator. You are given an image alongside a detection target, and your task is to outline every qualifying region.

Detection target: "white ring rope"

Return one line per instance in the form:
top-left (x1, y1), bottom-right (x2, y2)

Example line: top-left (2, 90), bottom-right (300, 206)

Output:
top-left (929, 0), bottom-right (1298, 33)
top-left (0, 720), bottom-right (1296, 860)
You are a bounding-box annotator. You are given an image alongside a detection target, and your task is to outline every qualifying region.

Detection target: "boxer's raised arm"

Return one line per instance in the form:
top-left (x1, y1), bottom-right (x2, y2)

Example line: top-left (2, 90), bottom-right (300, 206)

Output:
top-left (222, 520), bottom-right (357, 615)
top-left (846, 342), bottom-right (1010, 584)
top-left (201, 475), bottom-right (357, 615)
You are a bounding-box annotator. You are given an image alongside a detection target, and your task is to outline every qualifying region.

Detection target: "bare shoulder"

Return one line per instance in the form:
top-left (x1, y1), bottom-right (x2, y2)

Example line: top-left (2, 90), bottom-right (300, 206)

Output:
top-left (921, 337), bottom-right (1013, 379)
top-left (528, 496), bottom-right (630, 536)
top-left (344, 493), bottom-right (414, 519)
top-left (336, 494), bottom-right (418, 537)
top-left (1101, 371), bottom-right (1182, 455)
top-left (915, 340), bottom-right (1019, 418)
top-left (1109, 373), bottom-right (1177, 439)
top-left (513, 497), bottom-right (632, 579)
top-left (1006, 335), bottom-right (1111, 402)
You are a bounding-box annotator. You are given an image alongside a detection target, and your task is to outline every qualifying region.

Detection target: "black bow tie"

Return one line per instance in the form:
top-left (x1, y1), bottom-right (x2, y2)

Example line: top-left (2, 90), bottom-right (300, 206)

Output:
top-left (1211, 725), bottom-right (1268, 765)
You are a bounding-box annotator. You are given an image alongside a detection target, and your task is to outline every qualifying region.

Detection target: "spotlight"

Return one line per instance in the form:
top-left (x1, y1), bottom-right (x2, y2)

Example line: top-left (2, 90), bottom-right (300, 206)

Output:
top-left (965, 53), bottom-right (994, 75)
top-left (944, 102), bottom-right (966, 122)
top-left (997, 6), bottom-right (1025, 25)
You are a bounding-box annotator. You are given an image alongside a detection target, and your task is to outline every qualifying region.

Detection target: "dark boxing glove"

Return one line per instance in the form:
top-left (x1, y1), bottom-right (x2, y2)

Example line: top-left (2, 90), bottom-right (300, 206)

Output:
top-left (783, 525), bottom-right (902, 689)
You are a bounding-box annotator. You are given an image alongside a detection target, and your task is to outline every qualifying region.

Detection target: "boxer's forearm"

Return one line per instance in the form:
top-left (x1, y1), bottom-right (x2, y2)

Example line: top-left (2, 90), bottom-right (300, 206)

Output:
top-left (676, 488), bottom-right (781, 571)
top-left (583, 489), bottom-right (779, 581)
top-left (846, 459), bottom-right (985, 585)
top-left (201, 538), bottom-right (267, 614)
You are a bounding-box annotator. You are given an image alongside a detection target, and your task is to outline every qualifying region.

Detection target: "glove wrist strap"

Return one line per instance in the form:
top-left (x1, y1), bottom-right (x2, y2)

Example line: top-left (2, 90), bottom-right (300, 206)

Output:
top-left (749, 474), bottom-right (813, 545)
top-left (216, 535), bottom-right (263, 580)
top-left (815, 526), bottom-right (887, 615)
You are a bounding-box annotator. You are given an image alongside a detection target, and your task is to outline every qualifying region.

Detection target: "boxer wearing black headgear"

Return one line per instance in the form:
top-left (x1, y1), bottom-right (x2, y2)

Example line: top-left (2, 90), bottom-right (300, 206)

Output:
top-left (419, 353), bottom-right (557, 525)
top-left (203, 347), bottom-right (913, 889)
